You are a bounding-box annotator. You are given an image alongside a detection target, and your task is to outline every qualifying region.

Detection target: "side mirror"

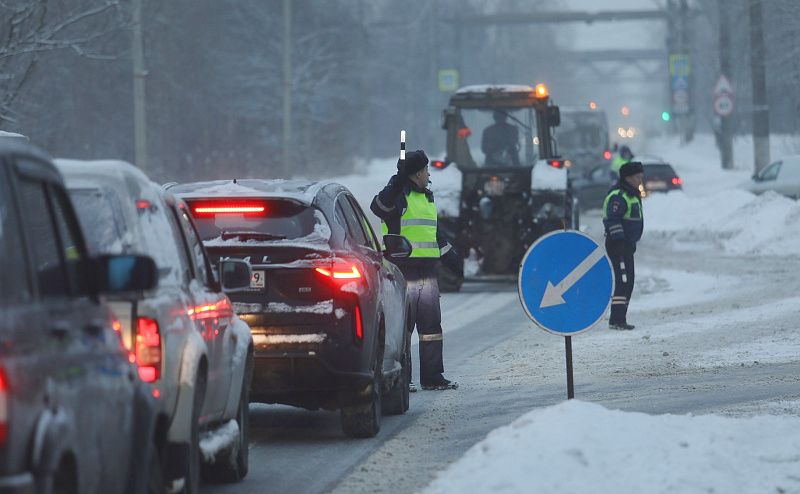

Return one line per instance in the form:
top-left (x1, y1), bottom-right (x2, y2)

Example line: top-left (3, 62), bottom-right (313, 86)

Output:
top-left (220, 259), bottom-right (252, 293)
top-left (93, 255), bottom-right (158, 294)
top-left (547, 105), bottom-right (561, 127)
top-left (383, 234), bottom-right (413, 259)
top-left (751, 173), bottom-right (760, 182)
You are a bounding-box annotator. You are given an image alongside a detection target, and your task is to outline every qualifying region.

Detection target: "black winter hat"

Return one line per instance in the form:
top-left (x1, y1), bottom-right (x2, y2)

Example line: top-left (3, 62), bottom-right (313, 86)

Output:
top-left (620, 161), bottom-right (644, 178)
top-left (397, 150), bottom-right (429, 176)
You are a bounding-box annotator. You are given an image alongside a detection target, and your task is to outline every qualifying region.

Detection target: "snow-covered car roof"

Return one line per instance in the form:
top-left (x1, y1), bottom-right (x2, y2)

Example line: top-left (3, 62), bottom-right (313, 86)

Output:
top-left (0, 130), bottom-right (29, 142)
top-left (54, 159), bottom-right (151, 185)
top-left (168, 179), bottom-right (328, 205)
top-left (455, 84), bottom-right (535, 95)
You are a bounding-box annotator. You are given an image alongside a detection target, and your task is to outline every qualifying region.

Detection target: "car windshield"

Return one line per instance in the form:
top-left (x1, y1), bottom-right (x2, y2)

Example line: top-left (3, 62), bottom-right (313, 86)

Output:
top-left (644, 164), bottom-right (678, 180)
top-left (459, 107), bottom-right (536, 167)
top-left (69, 188), bottom-right (130, 255)
top-left (188, 199), bottom-right (328, 243)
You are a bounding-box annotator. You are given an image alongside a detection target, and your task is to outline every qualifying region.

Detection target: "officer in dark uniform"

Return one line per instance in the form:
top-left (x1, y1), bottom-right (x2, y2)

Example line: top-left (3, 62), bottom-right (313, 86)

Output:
top-left (603, 161), bottom-right (644, 330)
top-left (370, 150), bottom-right (461, 390)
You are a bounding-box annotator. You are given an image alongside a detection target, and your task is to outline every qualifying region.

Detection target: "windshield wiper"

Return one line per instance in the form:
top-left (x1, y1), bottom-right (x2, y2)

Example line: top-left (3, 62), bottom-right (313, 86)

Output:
top-left (221, 231), bottom-right (287, 241)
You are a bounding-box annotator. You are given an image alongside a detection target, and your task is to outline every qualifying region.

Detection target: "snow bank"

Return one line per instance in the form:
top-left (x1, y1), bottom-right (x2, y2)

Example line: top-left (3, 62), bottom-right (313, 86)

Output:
top-left (422, 400), bottom-right (800, 494)
top-left (642, 135), bottom-right (800, 257)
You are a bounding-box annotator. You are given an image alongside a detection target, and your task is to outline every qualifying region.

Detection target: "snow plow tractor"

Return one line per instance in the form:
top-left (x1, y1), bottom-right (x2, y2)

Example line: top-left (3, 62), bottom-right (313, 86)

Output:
top-left (433, 84), bottom-right (579, 291)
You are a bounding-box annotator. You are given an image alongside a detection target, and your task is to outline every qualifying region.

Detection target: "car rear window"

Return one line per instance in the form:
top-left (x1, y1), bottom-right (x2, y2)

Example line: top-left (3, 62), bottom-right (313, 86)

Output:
top-left (644, 164), bottom-right (677, 180)
top-left (69, 188), bottom-right (129, 255)
top-left (187, 199), bottom-right (330, 243)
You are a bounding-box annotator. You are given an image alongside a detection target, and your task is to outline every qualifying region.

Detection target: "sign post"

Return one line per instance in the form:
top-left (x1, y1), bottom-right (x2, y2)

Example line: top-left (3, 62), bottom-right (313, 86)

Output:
top-left (518, 231), bottom-right (614, 399)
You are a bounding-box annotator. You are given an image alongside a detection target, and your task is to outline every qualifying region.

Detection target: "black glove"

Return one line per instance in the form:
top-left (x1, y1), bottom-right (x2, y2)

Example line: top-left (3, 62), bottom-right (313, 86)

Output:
top-left (606, 239), bottom-right (625, 257)
top-left (629, 242), bottom-right (637, 254)
top-left (441, 248), bottom-right (463, 277)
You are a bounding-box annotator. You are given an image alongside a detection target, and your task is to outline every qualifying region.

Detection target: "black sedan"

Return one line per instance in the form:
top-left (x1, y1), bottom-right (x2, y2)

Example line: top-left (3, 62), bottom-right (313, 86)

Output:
top-left (571, 158), bottom-right (684, 211)
top-left (169, 179), bottom-right (411, 438)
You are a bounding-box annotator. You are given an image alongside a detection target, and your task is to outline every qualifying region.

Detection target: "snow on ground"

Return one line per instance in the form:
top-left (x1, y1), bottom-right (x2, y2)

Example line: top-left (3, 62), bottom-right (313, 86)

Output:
top-left (199, 419), bottom-right (239, 462)
top-left (642, 134), bottom-right (800, 256)
top-left (422, 401), bottom-right (800, 494)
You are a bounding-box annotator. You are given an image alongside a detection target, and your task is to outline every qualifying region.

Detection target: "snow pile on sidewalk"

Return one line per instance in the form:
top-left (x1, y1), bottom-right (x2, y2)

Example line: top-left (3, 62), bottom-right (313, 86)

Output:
top-left (422, 400), bottom-right (800, 494)
top-left (642, 135), bottom-right (800, 256)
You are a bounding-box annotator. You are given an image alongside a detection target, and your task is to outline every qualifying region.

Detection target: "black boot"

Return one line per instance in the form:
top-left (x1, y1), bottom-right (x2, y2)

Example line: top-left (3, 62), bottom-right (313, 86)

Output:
top-left (421, 376), bottom-right (459, 390)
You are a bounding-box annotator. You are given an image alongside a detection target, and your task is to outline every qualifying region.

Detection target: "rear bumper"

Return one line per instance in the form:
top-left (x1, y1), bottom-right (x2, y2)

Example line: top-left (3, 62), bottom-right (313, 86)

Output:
top-left (0, 472), bottom-right (34, 494)
top-left (246, 322), bottom-right (372, 408)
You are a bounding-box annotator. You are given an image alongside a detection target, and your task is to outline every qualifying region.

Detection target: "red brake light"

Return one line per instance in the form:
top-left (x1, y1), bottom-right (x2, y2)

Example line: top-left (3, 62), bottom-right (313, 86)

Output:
top-left (354, 305), bottom-right (363, 341)
top-left (135, 317), bottom-right (161, 383)
top-left (191, 202), bottom-right (267, 216)
top-left (432, 160), bottom-right (446, 169)
top-left (548, 160), bottom-right (564, 168)
top-left (603, 150), bottom-right (612, 160)
top-left (136, 199), bottom-right (152, 210)
top-left (457, 127), bottom-right (472, 139)
top-left (0, 368), bottom-right (7, 445)
top-left (315, 261), bottom-right (362, 280)
top-left (672, 177), bottom-right (683, 185)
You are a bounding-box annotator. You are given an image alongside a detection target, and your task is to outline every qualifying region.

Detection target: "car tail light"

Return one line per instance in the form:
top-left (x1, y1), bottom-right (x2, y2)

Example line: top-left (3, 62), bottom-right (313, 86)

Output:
top-left (457, 127), bottom-right (472, 139)
top-left (135, 318), bottom-right (161, 383)
top-left (191, 202), bottom-right (267, 216)
top-left (432, 160), bottom-right (446, 169)
top-left (315, 259), bottom-right (363, 282)
top-left (603, 150), bottom-right (612, 160)
top-left (354, 305), bottom-right (364, 341)
top-left (548, 159), bottom-right (564, 168)
top-left (672, 177), bottom-right (683, 186)
top-left (0, 368), bottom-right (7, 445)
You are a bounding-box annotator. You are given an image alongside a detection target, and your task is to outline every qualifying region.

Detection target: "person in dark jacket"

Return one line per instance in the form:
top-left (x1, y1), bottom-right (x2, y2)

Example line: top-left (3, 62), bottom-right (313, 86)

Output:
top-left (602, 160), bottom-right (644, 330)
top-left (481, 110), bottom-right (520, 166)
top-left (370, 150), bottom-right (460, 391)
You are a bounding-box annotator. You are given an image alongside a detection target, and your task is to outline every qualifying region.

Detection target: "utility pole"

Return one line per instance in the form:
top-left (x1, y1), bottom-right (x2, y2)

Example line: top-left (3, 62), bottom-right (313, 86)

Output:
top-left (749, 0), bottom-right (770, 173)
top-left (282, 0), bottom-right (292, 177)
top-left (717, 0), bottom-right (733, 169)
top-left (132, 0), bottom-right (147, 171)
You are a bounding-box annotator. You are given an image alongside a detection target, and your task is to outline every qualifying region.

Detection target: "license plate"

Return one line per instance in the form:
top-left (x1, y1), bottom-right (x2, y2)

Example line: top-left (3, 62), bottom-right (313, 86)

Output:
top-left (646, 180), bottom-right (667, 191)
top-left (250, 270), bottom-right (266, 289)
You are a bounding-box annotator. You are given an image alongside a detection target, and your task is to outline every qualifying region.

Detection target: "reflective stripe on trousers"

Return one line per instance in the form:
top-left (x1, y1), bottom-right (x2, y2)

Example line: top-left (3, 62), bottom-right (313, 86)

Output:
top-left (401, 265), bottom-right (445, 382)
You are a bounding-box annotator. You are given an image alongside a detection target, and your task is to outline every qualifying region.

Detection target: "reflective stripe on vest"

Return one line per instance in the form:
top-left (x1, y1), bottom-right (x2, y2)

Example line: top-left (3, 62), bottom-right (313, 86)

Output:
top-left (380, 191), bottom-right (440, 258)
top-left (603, 189), bottom-right (643, 221)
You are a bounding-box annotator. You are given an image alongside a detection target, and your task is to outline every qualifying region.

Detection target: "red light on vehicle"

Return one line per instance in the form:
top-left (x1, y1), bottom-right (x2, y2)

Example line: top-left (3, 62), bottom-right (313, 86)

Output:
top-left (136, 199), bottom-right (151, 210)
top-left (672, 177), bottom-right (683, 186)
top-left (603, 150), bottom-right (612, 160)
top-left (354, 305), bottom-right (363, 341)
top-left (457, 127), bottom-right (472, 139)
top-left (136, 317), bottom-right (161, 383)
top-left (316, 264), bottom-right (361, 280)
top-left (152, 388), bottom-right (161, 399)
top-left (194, 205), bottom-right (265, 215)
top-left (548, 160), bottom-right (564, 168)
top-left (432, 160), bottom-right (446, 169)
top-left (0, 368), bottom-right (7, 445)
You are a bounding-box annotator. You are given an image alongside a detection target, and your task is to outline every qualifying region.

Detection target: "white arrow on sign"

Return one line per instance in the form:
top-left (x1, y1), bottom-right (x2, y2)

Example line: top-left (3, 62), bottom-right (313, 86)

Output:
top-left (540, 245), bottom-right (606, 309)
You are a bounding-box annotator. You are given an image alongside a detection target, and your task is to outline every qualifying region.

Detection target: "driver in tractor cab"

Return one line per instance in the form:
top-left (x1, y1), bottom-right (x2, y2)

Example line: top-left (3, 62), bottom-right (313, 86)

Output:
top-left (481, 110), bottom-right (520, 167)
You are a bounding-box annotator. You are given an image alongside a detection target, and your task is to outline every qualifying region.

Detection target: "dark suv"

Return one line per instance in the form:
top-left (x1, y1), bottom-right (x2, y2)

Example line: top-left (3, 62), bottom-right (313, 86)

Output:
top-left (0, 143), bottom-right (160, 493)
top-left (170, 180), bottom-right (411, 438)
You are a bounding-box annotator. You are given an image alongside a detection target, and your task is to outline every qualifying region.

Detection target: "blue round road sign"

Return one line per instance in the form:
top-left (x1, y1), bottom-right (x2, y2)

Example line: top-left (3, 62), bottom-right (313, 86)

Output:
top-left (518, 231), bottom-right (614, 336)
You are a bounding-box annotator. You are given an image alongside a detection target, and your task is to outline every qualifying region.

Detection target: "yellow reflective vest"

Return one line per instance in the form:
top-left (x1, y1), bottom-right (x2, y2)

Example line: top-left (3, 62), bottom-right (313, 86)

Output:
top-left (381, 191), bottom-right (440, 258)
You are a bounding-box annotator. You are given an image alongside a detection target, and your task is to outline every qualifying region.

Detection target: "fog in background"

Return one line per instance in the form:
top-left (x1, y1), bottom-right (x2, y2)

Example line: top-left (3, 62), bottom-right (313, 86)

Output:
top-left (2, 0), bottom-right (800, 182)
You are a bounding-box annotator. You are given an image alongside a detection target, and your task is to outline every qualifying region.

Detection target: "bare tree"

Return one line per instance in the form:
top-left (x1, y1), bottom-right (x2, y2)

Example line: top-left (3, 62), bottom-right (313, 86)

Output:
top-left (0, 0), bottom-right (126, 124)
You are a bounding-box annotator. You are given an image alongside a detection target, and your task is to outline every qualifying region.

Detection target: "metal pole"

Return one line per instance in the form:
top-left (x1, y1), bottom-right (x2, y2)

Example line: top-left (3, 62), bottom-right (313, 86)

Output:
top-left (565, 336), bottom-right (574, 399)
top-left (749, 0), bottom-right (770, 174)
top-left (282, 0), bottom-right (292, 177)
top-left (132, 0), bottom-right (147, 172)
top-left (718, 0), bottom-right (733, 169)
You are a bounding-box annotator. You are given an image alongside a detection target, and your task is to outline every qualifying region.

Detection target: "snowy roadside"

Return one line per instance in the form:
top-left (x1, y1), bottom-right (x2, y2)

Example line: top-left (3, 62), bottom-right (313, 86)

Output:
top-left (421, 400), bottom-right (800, 494)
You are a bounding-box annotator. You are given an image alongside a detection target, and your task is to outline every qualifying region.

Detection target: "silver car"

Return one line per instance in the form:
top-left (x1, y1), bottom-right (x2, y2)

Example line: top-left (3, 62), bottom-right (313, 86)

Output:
top-left (56, 159), bottom-right (254, 494)
top-left (740, 155), bottom-right (800, 199)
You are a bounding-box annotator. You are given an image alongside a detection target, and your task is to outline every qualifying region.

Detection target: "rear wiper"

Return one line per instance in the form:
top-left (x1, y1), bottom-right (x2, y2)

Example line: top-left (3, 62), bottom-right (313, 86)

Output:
top-left (221, 231), bottom-right (287, 241)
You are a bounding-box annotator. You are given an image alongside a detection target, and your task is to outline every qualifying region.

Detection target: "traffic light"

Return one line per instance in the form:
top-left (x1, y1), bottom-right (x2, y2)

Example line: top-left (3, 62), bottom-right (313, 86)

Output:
top-left (661, 111), bottom-right (671, 122)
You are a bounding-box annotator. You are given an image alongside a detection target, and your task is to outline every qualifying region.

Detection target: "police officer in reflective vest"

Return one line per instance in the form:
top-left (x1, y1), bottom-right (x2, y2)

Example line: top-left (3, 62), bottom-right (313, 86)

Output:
top-left (371, 150), bottom-right (460, 390)
top-left (603, 161), bottom-right (644, 330)
top-left (610, 145), bottom-right (634, 178)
